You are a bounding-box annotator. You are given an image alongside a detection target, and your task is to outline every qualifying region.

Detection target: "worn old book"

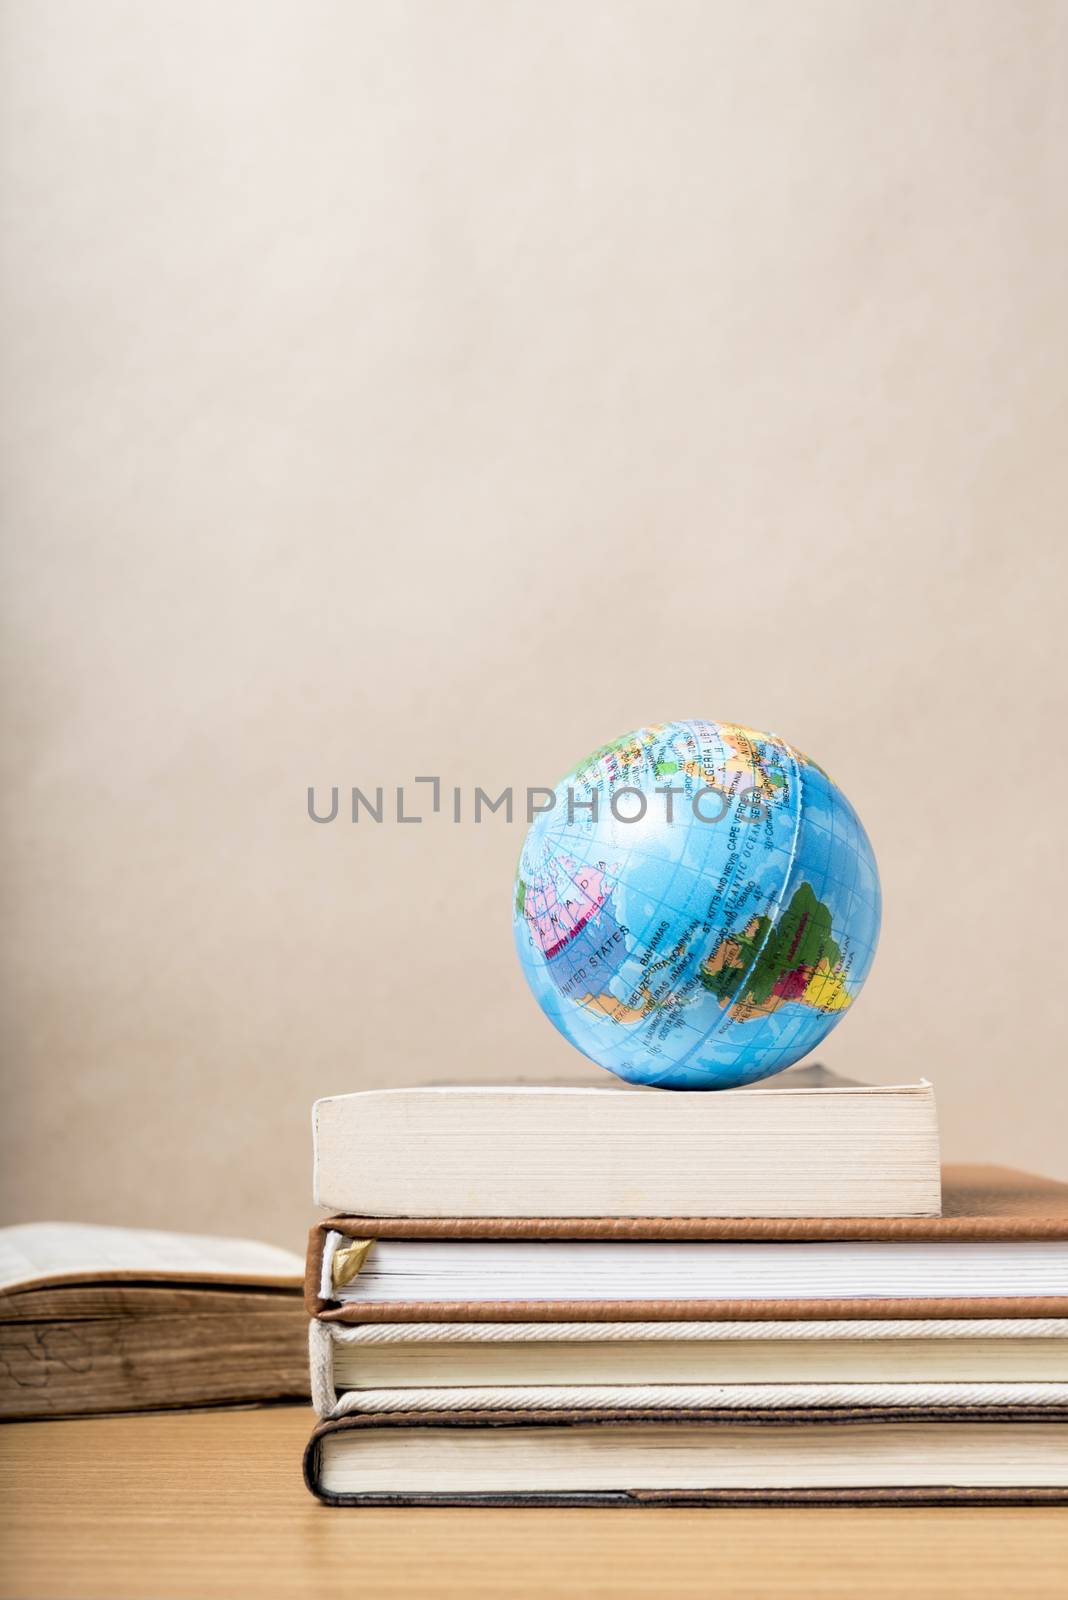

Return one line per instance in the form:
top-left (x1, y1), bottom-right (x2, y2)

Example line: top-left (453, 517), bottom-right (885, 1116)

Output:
top-left (313, 1067), bottom-right (940, 1218)
top-left (0, 1223), bottom-right (309, 1420)
top-left (306, 1166), bottom-right (1068, 1324)
top-left (309, 1318), bottom-right (1068, 1419)
top-left (304, 1409), bottom-right (1068, 1505)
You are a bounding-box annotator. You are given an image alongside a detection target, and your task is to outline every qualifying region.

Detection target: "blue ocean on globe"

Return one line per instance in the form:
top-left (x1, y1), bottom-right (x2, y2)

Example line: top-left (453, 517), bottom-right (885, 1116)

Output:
top-left (513, 720), bottom-right (881, 1090)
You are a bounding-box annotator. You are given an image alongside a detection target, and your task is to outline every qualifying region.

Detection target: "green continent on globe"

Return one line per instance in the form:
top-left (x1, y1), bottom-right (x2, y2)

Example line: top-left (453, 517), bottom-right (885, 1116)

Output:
top-left (697, 881), bottom-right (852, 1021)
top-left (513, 719), bottom-right (880, 1088)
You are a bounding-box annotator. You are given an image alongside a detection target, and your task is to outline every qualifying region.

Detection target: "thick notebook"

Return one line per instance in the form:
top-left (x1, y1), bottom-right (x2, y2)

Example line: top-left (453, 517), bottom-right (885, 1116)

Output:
top-left (0, 1223), bottom-right (309, 1419)
top-left (309, 1317), bottom-right (1068, 1419)
top-left (306, 1166), bottom-right (1068, 1325)
top-left (313, 1068), bottom-right (940, 1219)
top-left (303, 1408), bottom-right (1068, 1505)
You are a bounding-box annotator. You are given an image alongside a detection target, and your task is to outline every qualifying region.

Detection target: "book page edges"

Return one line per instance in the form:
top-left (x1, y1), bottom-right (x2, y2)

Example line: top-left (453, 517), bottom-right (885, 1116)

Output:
top-left (312, 1079), bottom-right (934, 1112)
top-left (1, 1266), bottom-right (303, 1296)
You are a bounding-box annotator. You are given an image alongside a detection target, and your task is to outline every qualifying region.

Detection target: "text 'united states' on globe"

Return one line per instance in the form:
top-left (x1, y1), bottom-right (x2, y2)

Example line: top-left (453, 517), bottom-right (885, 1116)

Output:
top-left (513, 721), bottom-right (881, 1090)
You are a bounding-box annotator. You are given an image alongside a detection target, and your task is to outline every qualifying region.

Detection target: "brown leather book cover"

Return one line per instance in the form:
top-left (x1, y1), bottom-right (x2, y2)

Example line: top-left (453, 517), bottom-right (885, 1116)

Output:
top-left (305, 1164), bottom-right (1068, 1324)
top-left (303, 1406), bottom-right (1068, 1507)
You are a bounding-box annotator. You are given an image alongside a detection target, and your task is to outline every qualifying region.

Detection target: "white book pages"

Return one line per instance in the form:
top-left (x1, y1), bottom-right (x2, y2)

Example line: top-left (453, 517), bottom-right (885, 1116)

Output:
top-left (312, 1072), bottom-right (941, 1218)
top-left (317, 1421), bottom-right (1068, 1495)
top-left (323, 1236), bottom-right (1068, 1306)
top-left (0, 1223), bottom-right (303, 1293)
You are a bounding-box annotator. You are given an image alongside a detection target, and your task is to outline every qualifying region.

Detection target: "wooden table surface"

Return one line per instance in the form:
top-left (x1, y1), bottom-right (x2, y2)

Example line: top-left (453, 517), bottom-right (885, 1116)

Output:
top-left (2, 1405), bottom-right (1067, 1599)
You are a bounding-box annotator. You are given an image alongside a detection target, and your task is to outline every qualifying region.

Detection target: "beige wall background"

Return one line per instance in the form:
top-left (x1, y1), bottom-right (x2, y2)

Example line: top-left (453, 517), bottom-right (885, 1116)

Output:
top-left (2, 0), bottom-right (1067, 1250)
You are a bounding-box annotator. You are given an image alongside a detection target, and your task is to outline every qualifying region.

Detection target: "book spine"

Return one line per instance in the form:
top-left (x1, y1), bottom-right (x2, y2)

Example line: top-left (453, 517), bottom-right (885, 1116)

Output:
top-left (309, 1320), bottom-right (338, 1417)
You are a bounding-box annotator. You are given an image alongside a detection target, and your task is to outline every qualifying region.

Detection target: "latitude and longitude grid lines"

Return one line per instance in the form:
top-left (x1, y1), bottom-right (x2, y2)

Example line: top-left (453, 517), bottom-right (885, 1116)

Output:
top-left (529, 739), bottom-right (878, 1078)
top-left (730, 781), bottom-right (879, 1074)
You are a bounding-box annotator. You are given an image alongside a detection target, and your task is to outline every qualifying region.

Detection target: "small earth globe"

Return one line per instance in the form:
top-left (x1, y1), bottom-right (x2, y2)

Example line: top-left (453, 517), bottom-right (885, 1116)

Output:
top-left (513, 720), bottom-right (881, 1090)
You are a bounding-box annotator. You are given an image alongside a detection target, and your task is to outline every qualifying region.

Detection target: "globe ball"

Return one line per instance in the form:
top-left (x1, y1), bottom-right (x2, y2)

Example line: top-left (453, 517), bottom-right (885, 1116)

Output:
top-left (513, 720), bottom-right (881, 1090)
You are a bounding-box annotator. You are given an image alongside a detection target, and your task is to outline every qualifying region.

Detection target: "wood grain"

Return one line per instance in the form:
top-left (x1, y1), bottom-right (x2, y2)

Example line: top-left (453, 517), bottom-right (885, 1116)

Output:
top-left (1, 1405), bottom-right (1066, 1599)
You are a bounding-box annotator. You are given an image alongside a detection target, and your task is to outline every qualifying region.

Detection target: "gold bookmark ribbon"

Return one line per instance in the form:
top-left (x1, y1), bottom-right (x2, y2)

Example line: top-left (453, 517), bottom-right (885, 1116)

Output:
top-left (332, 1237), bottom-right (375, 1289)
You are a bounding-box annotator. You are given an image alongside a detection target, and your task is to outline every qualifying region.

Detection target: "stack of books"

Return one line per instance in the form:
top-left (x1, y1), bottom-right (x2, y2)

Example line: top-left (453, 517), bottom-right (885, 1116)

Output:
top-left (301, 1070), bottom-right (1068, 1504)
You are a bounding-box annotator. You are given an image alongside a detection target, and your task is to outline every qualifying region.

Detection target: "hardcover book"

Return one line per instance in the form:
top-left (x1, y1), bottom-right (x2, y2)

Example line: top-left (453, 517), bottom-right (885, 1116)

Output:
top-left (0, 1223), bottom-right (309, 1419)
top-left (306, 1166), bottom-right (1068, 1326)
top-left (304, 1408), bottom-right (1068, 1506)
top-left (309, 1316), bottom-right (1068, 1420)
